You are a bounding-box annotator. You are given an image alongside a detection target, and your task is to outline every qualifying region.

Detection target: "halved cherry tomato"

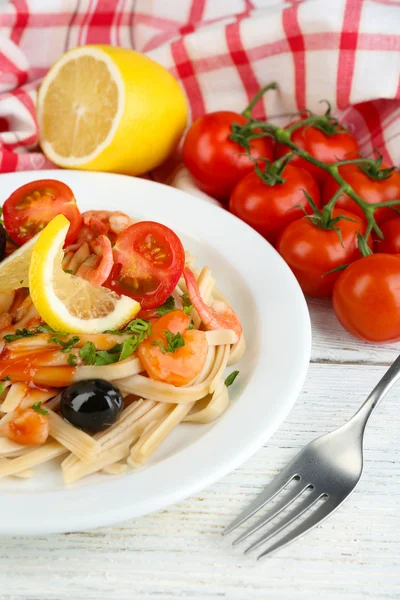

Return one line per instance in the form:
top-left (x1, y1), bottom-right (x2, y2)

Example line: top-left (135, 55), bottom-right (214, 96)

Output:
top-left (2, 408), bottom-right (49, 445)
top-left (105, 221), bottom-right (185, 310)
top-left (3, 179), bottom-right (82, 246)
top-left (137, 310), bottom-right (208, 386)
top-left (276, 208), bottom-right (369, 297)
top-left (333, 254), bottom-right (400, 342)
top-left (276, 120), bottom-right (359, 184)
top-left (182, 112), bottom-right (274, 202)
top-left (229, 164), bottom-right (320, 245)
top-left (375, 218), bottom-right (400, 254)
top-left (322, 163), bottom-right (400, 225)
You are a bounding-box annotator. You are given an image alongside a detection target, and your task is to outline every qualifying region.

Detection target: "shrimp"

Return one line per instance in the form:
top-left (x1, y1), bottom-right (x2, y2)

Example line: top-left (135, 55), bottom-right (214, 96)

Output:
top-left (64, 210), bottom-right (133, 253)
top-left (137, 310), bottom-right (208, 386)
top-left (183, 267), bottom-right (242, 343)
top-left (2, 408), bottom-right (49, 445)
top-left (75, 235), bottom-right (113, 286)
top-left (80, 210), bottom-right (133, 243)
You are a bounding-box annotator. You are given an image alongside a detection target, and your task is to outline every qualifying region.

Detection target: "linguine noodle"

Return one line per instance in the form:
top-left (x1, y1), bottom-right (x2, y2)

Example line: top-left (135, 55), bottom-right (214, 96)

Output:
top-left (0, 254), bottom-right (245, 484)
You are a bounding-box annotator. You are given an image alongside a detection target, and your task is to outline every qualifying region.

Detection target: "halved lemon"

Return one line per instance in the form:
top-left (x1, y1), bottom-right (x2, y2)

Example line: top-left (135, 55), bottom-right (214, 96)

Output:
top-left (37, 45), bottom-right (188, 175)
top-left (0, 233), bottom-right (40, 291)
top-left (29, 215), bottom-right (140, 333)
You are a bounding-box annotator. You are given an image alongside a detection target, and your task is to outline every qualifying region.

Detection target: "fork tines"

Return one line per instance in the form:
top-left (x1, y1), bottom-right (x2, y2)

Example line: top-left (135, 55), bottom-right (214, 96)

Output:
top-left (223, 461), bottom-right (335, 559)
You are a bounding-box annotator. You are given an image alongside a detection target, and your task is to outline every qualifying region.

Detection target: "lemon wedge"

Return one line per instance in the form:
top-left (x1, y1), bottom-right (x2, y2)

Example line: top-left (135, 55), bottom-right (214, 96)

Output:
top-left (37, 45), bottom-right (187, 175)
top-left (29, 215), bottom-right (140, 333)
top-left (0, 232), bottom-right (41, 291)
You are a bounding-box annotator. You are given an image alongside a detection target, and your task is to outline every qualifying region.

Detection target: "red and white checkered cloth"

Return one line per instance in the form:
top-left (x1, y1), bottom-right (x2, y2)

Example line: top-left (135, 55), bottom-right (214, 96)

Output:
top-left (0, 0), bottom-right (399, 181)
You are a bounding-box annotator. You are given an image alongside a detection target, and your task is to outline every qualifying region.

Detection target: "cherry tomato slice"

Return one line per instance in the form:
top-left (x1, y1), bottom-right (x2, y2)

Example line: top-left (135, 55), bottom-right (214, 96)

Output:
top-left (3, 179), bottom-right (82, 246)
top-left (105, 221), bottom-right (185, 310)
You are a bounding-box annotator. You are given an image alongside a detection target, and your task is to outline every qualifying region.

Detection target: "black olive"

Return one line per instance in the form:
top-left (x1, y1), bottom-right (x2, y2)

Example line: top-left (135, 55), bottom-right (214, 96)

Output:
top-left (60, 379), bottom-right (124, 433)
top-left (0, 224), bottom-right (6, 262)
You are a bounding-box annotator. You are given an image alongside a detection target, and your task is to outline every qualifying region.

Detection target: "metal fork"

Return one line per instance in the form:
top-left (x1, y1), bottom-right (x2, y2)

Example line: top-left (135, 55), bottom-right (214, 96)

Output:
top-left (224, 354), bottom-right (400, 559)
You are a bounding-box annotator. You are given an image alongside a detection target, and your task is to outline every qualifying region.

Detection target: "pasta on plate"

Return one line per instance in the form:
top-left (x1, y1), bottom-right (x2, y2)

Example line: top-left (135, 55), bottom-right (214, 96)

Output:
top-left (0, 201), bottom-right (245, 485)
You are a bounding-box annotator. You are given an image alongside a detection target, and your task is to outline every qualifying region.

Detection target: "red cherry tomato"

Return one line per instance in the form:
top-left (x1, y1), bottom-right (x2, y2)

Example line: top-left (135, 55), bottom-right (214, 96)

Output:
top-left (374, 218), bottom-right (400, 254)
top-left (182, 111), bottom-right (274, 202)
top-left (276, 120), bottom-right (359, 184)
top-left (229, 165), bottom-right (320, 245)
top-left (105, 221), bottom-right (185, 310)
top-left (276, 208), bottom-right (369, 297)
top-left (333, 254), bottom-right (400, 342)
top-left (3, 179), bottom-right (82, 246)
top-left (322, 164), bottom-right (400, 225)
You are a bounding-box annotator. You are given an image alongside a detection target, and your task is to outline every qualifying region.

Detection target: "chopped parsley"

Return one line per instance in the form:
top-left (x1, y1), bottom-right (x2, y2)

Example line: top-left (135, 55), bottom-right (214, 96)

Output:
top-left (119, 338), bottom-right (139, 361)
top-left (181, 292), bottom-right (194, 316)
top-left (94, 350), bottom-right (121, 366)
top-left (3, 328), bottom-right (39, 343)
top-left (3, 323), bottom-right (64, 343)
top-left (65, 269), bottom-right (73, 275)
top-left (35, 324), bottom-right (59, 334)
top-left (79, 341), bottom-right (97, 365)
top-left (152, 330), bottom-right (185, 354)
top-left (79, 321), bottom-right (151, 366)
top-left (49, 335), bottom-right (80, 353)
top-left (224, 371), bottom-right (239, 388)
top-left (156, 296), bottom-right (175, 317)
top-left (0, 376), bottom-right (10, 395)
top-left (67, 353), bottom-right (78, 367)
top-left (124, 319), bottom-right (151, 336)
top-left (104, 318), bottom-right (151, 336)
top-left (31, 401), bottom-right (49, 415)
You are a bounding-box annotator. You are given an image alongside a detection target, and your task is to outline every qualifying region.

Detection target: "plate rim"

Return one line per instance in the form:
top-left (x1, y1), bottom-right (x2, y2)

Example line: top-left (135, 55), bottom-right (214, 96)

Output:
top-left (0, 169), bottom-right (311, 535)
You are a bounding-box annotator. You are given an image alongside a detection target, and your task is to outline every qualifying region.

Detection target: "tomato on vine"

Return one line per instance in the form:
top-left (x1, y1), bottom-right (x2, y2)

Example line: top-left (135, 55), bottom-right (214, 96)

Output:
top-left (333, 254), bottom-right (400, 342)
top-left (277, 206), bottom-right (369, 297)
top-left (182, 84), bottom-right (276, 202)
top-left (229, 157), bottom-right (320, 245)
top-left (374, 218), bottom-right (400, 254)
top-left (322, 157), bottom-right (400, 225)
top-left (276, 111), bottom-right (359, 184)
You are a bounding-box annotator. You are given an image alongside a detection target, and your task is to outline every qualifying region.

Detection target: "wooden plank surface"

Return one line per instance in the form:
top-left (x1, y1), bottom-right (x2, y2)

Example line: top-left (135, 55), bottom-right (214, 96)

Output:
top-left (1, 302), bottom-right (399, 599)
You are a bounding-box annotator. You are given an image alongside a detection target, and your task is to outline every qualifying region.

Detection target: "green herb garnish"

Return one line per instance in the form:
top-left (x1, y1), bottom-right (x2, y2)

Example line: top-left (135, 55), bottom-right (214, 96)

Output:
top-left (79, 341), bottom-right (97, 365)
top-left (31, 401), bottom-right (49, 415)
top-left (156, 296), bottom-right (175, 316)
top-left (224, 371), bottom-right (239, 387)
top-left (181, 292), bottom-right (194, 315)
top-left (104, 318), bottom-right (151, 336)
top-left (3, 323), bottom-right (64, 343)
top-left (80, 320), bottom-right (152, 366)
top-left (94, 350), bottom-right (120, 366)
top-left (0, 376), bottom-right (10, 395)
top-left (4, 328), bottom-right (39, 342)
top-left (67, 353), bottom-right (77, 367)
top-left (65, 269), bottom-right (73, 275)
top-left (50, 335), bottom-right (80, 353)
top-left (152, 330), bottom-right (185, 354)
top-left (34, 324), bottom-right (58, 334)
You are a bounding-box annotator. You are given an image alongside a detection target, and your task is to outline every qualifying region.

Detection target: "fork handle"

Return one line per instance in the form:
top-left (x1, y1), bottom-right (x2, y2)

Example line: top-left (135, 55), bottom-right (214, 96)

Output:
top-left (349, 353), bottom-right (400, 430)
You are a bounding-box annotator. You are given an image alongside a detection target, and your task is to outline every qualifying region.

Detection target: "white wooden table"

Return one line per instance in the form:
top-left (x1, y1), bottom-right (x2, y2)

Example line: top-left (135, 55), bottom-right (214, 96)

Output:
top-left (1, 298), bottom-right (399, 600)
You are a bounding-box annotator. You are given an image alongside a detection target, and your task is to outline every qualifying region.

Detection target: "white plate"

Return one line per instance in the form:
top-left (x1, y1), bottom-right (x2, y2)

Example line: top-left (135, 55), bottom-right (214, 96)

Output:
top-left (0, 170), bottom-right (311, 535)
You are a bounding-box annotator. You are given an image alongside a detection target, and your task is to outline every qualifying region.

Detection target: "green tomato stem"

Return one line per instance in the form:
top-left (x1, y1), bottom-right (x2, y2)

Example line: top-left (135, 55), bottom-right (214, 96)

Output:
top-left (241, 82), bottom-right (277, 119)
top-left (246, 119), bottom-right (400, 244)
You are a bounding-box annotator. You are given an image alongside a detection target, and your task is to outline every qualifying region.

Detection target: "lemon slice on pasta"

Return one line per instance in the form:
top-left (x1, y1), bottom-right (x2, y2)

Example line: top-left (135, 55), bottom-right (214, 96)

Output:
top-left (0, 232), bottom-right (40, 291)
top-left (29, 215), bottom-right (140, 333)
